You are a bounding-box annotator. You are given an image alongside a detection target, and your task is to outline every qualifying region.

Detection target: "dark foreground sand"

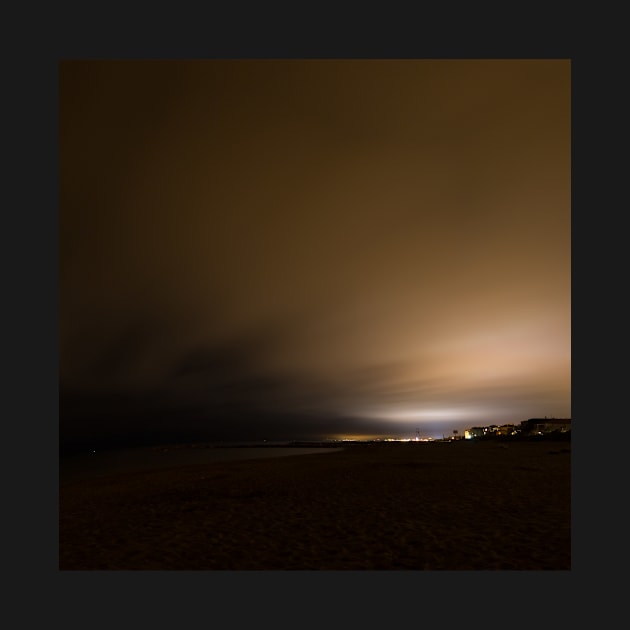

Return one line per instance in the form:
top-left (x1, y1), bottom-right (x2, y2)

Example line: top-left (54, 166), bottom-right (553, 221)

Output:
top-left (59, 440), bottom-right (570, 570)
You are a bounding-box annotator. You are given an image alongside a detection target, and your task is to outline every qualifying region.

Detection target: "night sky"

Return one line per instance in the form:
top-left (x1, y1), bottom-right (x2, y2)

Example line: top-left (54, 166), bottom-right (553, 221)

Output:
top-left (59, 59), bottom-right (570, 451)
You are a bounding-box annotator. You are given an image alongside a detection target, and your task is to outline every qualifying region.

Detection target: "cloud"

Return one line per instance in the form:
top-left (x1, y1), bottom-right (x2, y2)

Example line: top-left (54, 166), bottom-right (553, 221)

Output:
top-left (59, 60), bottom-right (571, 448)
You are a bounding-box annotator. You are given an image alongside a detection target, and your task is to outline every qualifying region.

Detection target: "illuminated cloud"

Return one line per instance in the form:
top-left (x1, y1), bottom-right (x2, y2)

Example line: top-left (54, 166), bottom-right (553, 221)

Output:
top-left (59, 59), bottom-right (570, 446)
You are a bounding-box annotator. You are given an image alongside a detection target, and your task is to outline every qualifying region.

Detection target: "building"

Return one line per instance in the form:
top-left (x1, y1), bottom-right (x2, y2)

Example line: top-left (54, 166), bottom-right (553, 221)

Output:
top-left (519, 418), bottom-right (571, 434)
top-left (465, 427), bottom-right (488, 439)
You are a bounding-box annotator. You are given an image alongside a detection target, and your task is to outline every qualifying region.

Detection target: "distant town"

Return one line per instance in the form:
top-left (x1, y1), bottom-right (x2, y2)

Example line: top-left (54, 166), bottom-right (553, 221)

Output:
top-left (460, 417), bottom-right (571, 440)
top-left (139, 418), bottom-right (572, 452)
top-left (326, 417), bottom-right (572, 444)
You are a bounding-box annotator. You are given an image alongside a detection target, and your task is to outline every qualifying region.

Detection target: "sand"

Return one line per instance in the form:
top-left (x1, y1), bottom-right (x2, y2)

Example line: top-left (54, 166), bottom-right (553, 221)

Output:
top-left (59, 440), bottom-right (571, 570)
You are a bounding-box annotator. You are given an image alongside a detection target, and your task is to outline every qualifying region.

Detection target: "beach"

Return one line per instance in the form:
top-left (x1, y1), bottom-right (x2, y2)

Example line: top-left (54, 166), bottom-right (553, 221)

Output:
top-left (59, 439), bottom-right (571, 570)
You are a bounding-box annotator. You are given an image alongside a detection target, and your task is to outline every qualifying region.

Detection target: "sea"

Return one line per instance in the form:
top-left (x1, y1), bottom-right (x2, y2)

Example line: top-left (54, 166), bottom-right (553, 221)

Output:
top-left (59, 441), bottom-right (343, 483)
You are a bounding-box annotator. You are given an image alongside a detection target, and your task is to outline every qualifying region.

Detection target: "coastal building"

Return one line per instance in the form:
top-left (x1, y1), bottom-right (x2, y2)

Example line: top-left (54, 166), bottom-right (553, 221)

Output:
top-left (519, 418), bottom-right (571, 434)
top-left (464, 418), bottom-right (570, 439)
top-left (465, 427), bottom-right (488, 439)
top-left (464, 425), bottom-right (504, 439)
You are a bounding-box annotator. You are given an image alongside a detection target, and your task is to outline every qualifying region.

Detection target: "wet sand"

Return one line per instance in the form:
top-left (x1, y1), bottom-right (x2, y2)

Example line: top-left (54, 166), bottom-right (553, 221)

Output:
top-left (59, 440), bottom-right (571, 570)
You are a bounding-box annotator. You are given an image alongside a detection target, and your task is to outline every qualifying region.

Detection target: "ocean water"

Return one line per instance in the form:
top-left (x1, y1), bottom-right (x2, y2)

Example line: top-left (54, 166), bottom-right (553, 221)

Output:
top-left (59, 443), bottom-right (342, 483)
